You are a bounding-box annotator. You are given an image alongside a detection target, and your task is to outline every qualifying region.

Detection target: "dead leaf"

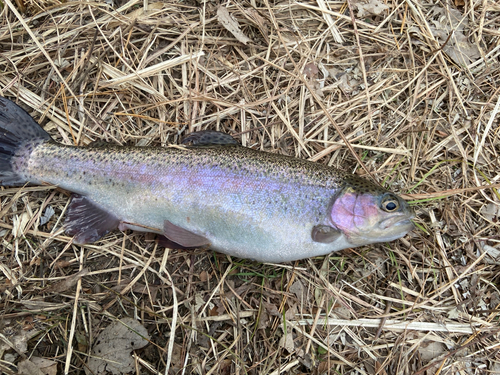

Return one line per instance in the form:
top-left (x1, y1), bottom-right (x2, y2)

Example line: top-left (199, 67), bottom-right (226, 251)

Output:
top-left (490, 292), bottom-right (500, 309)
top-left (428, 7), bottom-right (481, 66)
top-left (54, 260), bottom-right (72, 268)
top-left (317, 360), bottom-right (333, 374)
top-left (279, 331), bottom-right (294, 353)
top-left (243, 8), bottom-right (268, 40)
top-left (332, 305), bottom-right (352, 319)
top-left (18, 357), bottom-right (58, 375)
top-left (124, 3), bottom-right (164, 21)
top-left (447, 307), bottom-right (460, 319)
top-left (482, 244), bottom-right (500, 264)
top-left (21, 300), bottom-right (64, 310)
top-left (1, 325), bottom-right (40, 355)
top-left (374, 360), bottom-right (388, 375)
top-left (194, 293), bottom-right (205, 312)
top-left (289, 280), bottom-right (304, 301)
top-left (418, 341), bottom-right (446, 361)
top-left (199, 270), bottom-right (209, 282)
top-left (44, 268), bottom-right (89, 293)
top-left (170, 342), bottom-right (184, 367)
top-left (303, 62), bottom-right (324, 97)
top-left (296, 348), bottom-right (313, 369)
top-left (76, 331), bottom-right (88, 353)
top-left (85, 318), bottom-right (150, 375)
top-left (303, 62), bottom-right (319, 79)
top-left (444, 31), bottom-right (481, 66)
top-left (39, 206), bottom-right (54, 226)
top-left (257, 308), bottom-right (269, 330)
top-left (353, 0), bottom-right (389, 17)
top-left (17, 359), bottom-right (45, 375)
top-left (218, 359), bottom-right (232, 375)
top-left (482, 202), bottom-right (500, 222)
top-left (285, 304), bottom-right (297, 320)
top-left (262, 301), bottom-right (280, 317)
top-left (490, 362), bottom-right (500, 374)
top-left (217, 6), bottom-right (251, 45)
top-left (112, 279), bottom-right (157, 297)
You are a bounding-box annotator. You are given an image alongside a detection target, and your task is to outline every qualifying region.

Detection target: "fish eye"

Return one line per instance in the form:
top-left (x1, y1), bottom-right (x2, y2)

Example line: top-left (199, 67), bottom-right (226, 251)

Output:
top-left (381, 195), bottom-right (400, 212)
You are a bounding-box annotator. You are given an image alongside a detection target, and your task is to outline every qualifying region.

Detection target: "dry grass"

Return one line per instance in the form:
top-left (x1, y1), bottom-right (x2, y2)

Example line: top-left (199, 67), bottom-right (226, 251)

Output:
top-left (0, 0), bottom-right (499, 374)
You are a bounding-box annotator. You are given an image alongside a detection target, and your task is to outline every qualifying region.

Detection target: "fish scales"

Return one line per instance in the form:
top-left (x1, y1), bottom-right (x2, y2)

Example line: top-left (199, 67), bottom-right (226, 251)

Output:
top-left (24, 143), bottom-right (346, 261)
top-left (0, 97), bottom-right (415, 262)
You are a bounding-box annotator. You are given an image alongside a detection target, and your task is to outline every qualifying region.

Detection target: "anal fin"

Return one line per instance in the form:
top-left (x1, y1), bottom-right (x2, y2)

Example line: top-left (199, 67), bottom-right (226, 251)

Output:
top-left (163, 220), bottom-right (210, 248)
top-left (64, 194), bottom-right (120, 244)
top-left (157, 235), bottom-right (198, 250)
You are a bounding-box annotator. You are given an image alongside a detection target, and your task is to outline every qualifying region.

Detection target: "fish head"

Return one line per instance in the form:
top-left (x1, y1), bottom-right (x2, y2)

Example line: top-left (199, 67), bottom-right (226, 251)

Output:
top-left (329, 175), bottom-right (415, 246)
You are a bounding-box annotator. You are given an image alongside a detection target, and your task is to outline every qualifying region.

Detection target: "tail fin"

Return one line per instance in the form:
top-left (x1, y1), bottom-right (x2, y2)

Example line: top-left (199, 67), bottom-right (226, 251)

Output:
top-left (0, 96), bottom-right (52, 186)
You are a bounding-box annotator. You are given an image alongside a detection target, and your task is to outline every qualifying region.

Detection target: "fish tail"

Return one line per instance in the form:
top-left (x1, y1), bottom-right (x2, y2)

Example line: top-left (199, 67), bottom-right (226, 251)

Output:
top-left (0, 96), bottom-right (52, 186)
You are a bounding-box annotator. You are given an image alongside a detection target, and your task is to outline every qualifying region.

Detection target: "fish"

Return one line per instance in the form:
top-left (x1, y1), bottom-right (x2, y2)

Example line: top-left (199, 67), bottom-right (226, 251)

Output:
top-left (0, 96), bottom-right (415, 263)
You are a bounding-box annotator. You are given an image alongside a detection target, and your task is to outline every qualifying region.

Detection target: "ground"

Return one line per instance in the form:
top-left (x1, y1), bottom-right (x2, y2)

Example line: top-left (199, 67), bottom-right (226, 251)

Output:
top-left (0, 0), bottom-right (499, 374)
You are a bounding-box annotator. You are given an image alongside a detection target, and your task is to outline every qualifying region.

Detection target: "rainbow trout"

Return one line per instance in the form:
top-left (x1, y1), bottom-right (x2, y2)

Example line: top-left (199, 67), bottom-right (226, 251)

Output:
top-left (0, 97), bottom-right (414, 263)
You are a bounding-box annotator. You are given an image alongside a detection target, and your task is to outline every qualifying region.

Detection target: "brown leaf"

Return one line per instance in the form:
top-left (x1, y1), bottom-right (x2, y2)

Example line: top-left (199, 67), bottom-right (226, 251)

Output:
top-left (17, 359), bottom-right (45, 375)
top-left (482, 202), bottom-right (500, 222)
top-left (28, 357), bottom-right (58, 375)
top-left (54, 260), bottom-right (72, 268)
top-left (243, 8), bottom-right (268, 40)
top-left (44, 268), bottom-right (89, 293)
top-left (317, 360), bottom-right (333, 374)
top-left (353, 0), bottom-right (389, 17)
top-left (374, 360), bottom-right (388, 375)
top-left (199, 270), bottom-right (209, 282)
top-left (219, 359), bottom-right (232, 375)
top-left (284, 304), bottom-right (297, 320)
top-left (296, 348), bottom-right (313, 369)
top-left (444, 32), bottom-right (481, 66)
top-left (217, 6), bottom-right (251, 45)
top-left (428, 7), bottom-right (481, 66)
top-left (76, 331), bottom-right (88, 353)
top-left (262, 301), bottom-right (280, 316)
top-left (209, 305), bottom-right (219, 316)
top-left (1, 324), bottom-right (40, 355)
top-left (279, 331), bottom-right (294, 353)
top-left (257, 309), bottom-right (269, 330)
top-left (170, 342), bottom-right (184, 367)
top-left (303, 62), bottom-right (319, 79)
top-left (85, 318), bottom-right (150, 375)
top-left (289, 280), bottom-right (305, 301)
top-left (418, 341), bottom-right (446, 361)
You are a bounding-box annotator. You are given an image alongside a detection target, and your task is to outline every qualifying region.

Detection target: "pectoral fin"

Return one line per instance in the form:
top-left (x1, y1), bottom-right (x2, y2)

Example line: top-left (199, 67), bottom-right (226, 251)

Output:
top-left (182, 130), bottom-right (239, 147)
top-left (311, 225), bottom-right (341, 243)
top-left (65, 195), bottom-right (120, 244)
top-left (163, 220), bottom-right (210, 248)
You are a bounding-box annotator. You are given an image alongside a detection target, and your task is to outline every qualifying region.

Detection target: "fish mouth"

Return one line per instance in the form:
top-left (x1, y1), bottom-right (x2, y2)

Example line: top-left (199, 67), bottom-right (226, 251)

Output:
top-left (379, 216), bottom-right (415, 231)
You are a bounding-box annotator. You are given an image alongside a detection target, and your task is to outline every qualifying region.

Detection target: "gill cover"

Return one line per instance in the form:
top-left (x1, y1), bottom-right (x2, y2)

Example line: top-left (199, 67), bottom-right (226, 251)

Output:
top-left (329, 184), bottom-right (414, 246)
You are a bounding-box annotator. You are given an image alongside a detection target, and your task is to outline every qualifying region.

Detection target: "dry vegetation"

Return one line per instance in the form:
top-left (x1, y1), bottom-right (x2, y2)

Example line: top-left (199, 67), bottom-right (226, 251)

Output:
top-left (0, 0), bottom-right (499, 374)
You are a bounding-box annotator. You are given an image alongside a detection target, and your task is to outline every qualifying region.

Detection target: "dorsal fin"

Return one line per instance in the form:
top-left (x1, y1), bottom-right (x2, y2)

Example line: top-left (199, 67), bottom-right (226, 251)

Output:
top-left (181, 130), bottom-right (239, 147)
top-left (87, 140), bottom-right (113, 147)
